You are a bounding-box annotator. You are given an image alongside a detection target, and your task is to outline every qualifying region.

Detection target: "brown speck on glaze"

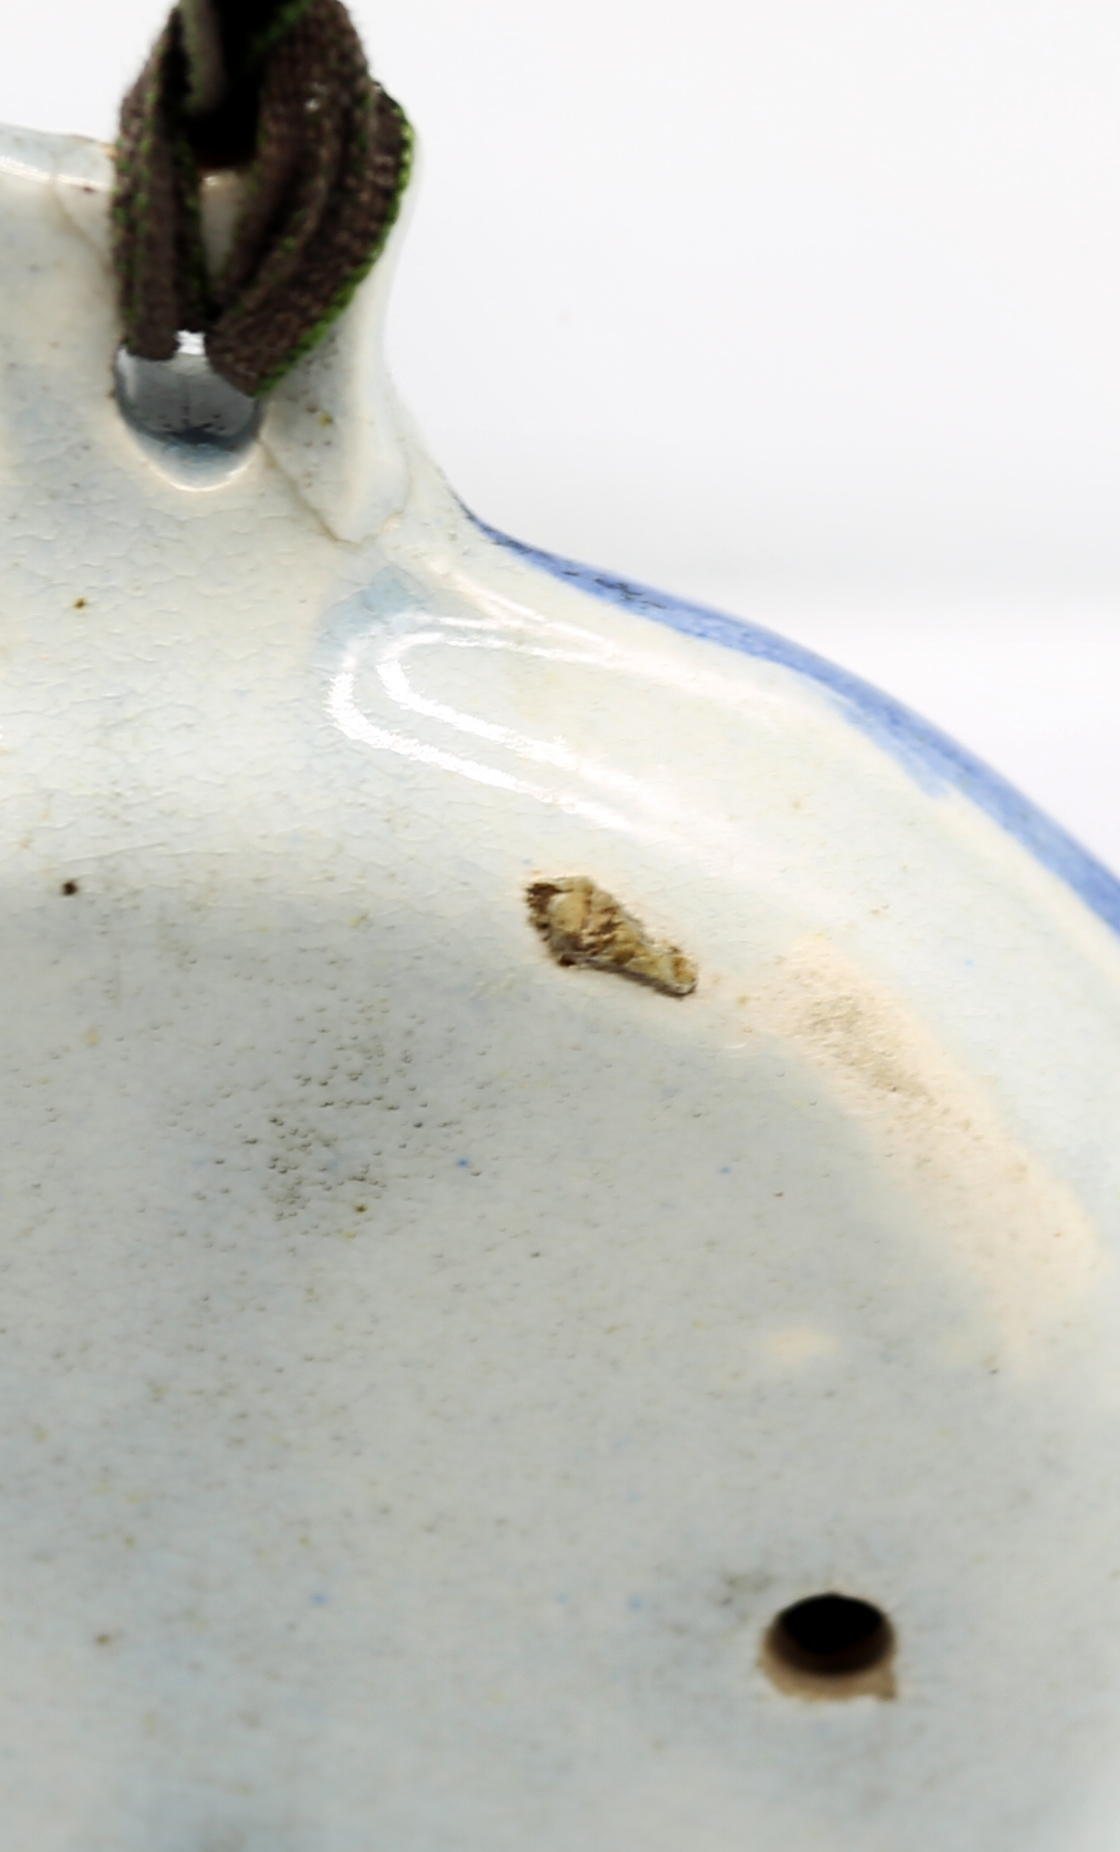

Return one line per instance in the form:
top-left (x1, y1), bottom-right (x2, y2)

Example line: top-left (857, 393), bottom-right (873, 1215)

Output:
top-left (60, 879), bottom-right (80, 896)
top-left (526, 876), bottom-right (697, 997)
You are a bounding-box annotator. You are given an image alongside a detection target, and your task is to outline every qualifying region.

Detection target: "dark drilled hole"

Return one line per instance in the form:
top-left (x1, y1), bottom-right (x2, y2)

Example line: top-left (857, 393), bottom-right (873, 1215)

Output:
top-left (766, 1593), bottom-right (893, 1680)
top-left (114, 341), bottom-right (259, 451)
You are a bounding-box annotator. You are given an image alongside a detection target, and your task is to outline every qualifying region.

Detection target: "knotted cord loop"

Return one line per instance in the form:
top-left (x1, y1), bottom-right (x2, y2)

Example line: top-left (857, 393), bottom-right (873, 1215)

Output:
top-left (113, 0), bottom-right (411, 397)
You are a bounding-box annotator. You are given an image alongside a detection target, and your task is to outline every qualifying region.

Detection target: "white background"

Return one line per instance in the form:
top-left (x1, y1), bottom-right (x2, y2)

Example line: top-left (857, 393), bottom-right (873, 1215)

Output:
top-left (5, 1), bottom-right (1120, 870)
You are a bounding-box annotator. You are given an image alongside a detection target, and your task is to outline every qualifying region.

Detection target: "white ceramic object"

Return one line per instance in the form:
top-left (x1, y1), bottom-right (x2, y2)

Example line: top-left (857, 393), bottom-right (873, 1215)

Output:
top-left (4, 121), bottom-right (1120, 1852)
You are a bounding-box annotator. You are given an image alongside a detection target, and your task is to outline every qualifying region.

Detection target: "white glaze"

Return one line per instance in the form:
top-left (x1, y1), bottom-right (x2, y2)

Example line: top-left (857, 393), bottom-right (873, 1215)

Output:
top-left (3, 122), bottom-right (1120, 1852)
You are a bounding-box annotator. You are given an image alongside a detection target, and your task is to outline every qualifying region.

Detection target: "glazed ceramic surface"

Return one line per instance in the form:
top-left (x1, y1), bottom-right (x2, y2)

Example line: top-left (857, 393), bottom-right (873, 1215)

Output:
top-left (4, 123), bottom-right (1120, 1852)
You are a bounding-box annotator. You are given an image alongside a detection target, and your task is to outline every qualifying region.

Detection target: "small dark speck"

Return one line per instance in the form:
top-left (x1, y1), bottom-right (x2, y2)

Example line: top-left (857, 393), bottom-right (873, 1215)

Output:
top-left (61, 880), bottom-right (79, 896)
top-left (774, 1191), bottom-right (784, 1197)
top-left (73, 597), bottom-right (87, 610)
top-left (720, 1165), bottom-right (731, 1174)
top-left (455, 1158), bottom-right (469, 1169)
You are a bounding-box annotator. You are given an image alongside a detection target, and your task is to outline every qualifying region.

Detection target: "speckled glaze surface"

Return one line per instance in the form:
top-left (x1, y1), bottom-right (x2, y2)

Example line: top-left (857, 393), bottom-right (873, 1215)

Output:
top-left (4, 122), bottom-right (1120, 1852)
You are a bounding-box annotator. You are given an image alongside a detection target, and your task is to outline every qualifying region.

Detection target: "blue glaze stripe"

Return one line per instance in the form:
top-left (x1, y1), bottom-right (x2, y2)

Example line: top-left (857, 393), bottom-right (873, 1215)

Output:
top-left (472, 515), bottom-right (1120, 937)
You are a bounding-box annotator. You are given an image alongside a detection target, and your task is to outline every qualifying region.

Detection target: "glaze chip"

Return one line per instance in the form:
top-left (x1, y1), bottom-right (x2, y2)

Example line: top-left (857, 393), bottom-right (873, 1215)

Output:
top-left (526, 876), bottom-right (697, 997)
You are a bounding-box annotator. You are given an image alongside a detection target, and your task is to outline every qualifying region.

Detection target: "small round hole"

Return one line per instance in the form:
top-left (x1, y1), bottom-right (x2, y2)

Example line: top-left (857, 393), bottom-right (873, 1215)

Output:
top-left (114, 342), bottom-right (259, 452)
top-left (763, 1593), bottom-right (895, 1699)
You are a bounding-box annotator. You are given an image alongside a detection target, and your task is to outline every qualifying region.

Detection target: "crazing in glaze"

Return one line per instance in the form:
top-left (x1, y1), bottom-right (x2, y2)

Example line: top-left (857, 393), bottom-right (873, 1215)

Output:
top-left (2, 121), bottom-right (1120, 1852)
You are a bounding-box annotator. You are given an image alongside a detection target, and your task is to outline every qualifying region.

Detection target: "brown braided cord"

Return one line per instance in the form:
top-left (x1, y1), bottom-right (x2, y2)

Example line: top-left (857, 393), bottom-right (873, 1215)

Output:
top-left (114, 0), bottom-right (412, 397)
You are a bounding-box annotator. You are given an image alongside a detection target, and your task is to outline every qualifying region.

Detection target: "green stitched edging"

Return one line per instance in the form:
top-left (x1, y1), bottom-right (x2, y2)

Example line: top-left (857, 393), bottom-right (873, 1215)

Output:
top-left (113, 0), bottom-right (412, 393)
top-left (247, 0), bottom-right (316, 66)
top-left (251, 107), bottom-right (414, 397)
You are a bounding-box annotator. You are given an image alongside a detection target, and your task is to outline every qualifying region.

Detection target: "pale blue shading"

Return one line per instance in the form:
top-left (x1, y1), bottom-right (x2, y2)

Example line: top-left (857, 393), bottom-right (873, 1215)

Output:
top-left (474, 516), bottom-right (1120, 938)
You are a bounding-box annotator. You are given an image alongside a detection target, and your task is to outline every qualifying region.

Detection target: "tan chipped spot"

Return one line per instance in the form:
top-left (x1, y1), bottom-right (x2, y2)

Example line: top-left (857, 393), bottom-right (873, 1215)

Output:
top-left (761, 1324), bottom-right (838, 1369)
top-left (527, 877), bottom-right (697, 997)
